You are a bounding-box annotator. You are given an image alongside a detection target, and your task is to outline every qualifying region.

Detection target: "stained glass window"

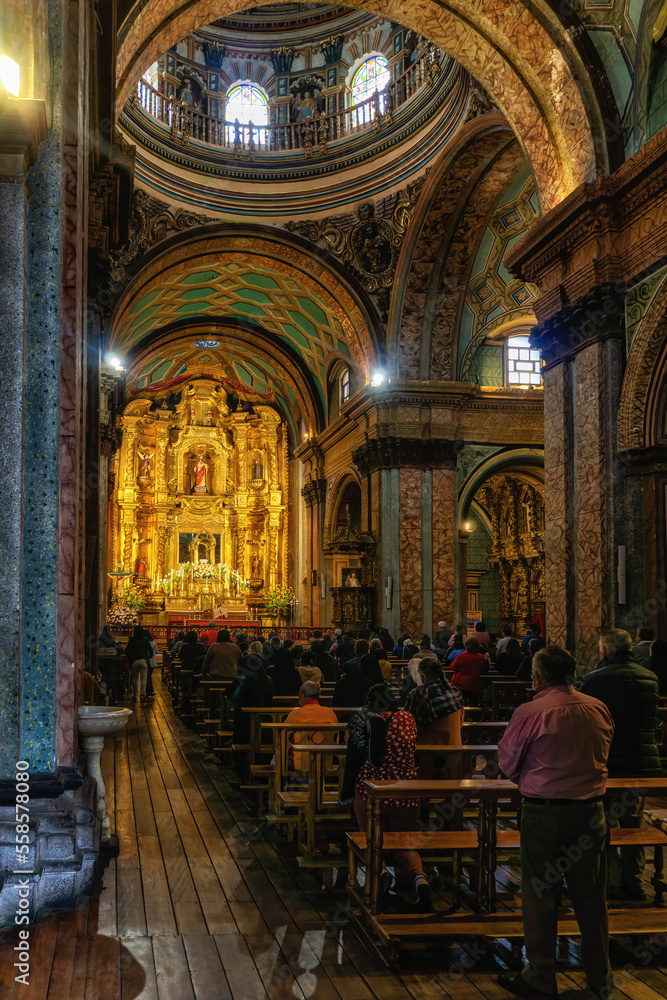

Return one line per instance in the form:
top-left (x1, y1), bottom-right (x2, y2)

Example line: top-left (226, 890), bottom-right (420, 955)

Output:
top-left (225, 84), bottom-right (268, 125)
top-left (142, 62), bottom-right (158, 89)
top-left (506, 336), bottom-right (542, 386)
top-left (351, 56), bottom-right (390, 107)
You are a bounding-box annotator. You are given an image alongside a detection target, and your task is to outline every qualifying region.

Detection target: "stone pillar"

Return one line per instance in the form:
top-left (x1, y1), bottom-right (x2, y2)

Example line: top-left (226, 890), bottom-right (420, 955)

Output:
top-left (0, 87), bottom-right (49, 774)
top-left (531, 287), bottom-right (625, 662)
top-left (301, 477), bottom-right (327, 625)
top-left (353, 438), bottom-right (458, 640)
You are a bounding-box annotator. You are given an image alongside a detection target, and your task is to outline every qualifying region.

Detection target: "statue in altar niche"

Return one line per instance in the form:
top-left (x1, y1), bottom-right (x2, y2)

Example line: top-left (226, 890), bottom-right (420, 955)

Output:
top-left (251, 550), bottom-right (261, 579)
top-left (189, 452), bottom-right (212, 494)
top-left (137, 450), bottom-right (152, 476)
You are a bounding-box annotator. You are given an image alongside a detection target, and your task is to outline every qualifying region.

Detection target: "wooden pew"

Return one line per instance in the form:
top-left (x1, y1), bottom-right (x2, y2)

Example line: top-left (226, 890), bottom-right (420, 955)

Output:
top-left (490, 681), bottom-right (530, 720)
top-left (261, 721), bottom-right (348, 821)
top-left (292, 744), bottom-right (499, 876)
top-left (346, 775), bottom-right (667, 966)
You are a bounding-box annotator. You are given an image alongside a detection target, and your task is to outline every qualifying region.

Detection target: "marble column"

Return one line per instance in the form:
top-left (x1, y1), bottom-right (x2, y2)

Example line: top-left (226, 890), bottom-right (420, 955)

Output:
top-left (353, 438), bottom-right (458, 641)
top-left (301, 477), bottom-right (327, 625)
top-left (532, 287), bottom-right (625, 663)
top-left (0, 84), bottom-right (52, 773)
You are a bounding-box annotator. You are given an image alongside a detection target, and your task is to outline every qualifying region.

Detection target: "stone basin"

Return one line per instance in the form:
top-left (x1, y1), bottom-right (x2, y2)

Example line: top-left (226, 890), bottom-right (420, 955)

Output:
top-left (78, 705), bottom-right (132, 736)
top-left (78, 706), bottom-right (133, 843)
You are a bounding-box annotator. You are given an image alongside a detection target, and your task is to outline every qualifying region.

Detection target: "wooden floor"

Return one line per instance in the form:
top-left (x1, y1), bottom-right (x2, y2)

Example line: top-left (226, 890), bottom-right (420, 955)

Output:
top-left (2, 678), bottom-right (667, 1000)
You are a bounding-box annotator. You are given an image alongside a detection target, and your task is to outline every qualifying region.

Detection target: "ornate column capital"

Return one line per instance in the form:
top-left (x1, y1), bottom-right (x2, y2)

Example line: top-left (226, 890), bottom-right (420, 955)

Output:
top-left (301, 477), bottom-right (327, 507)
top-left (352, 437), bottom-right (459, 475)
top-left (531, 282), bottom-right (625, 369)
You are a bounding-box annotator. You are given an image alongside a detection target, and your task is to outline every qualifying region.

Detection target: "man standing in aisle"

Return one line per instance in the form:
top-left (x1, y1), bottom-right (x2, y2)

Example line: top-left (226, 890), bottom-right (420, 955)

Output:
top-left (580, 629), bottom-right (661, 901)
top-left (497, 646), bottom-right (614, 1000)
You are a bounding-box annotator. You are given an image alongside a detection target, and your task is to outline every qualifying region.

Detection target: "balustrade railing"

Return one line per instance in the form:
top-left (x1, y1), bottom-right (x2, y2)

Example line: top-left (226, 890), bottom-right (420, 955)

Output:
top-left (131, 47), bottom-right (443, 158)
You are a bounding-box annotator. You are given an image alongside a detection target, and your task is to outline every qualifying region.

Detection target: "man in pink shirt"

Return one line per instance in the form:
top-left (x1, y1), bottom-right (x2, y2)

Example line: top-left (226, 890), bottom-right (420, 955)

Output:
top-left (497, 646), bottom-right (614, 1000)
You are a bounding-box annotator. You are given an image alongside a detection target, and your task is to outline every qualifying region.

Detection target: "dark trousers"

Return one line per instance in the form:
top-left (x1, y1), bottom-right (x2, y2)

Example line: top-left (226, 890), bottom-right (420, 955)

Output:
top-left (520, 800), bottom-right (611, 993)
top-left (607, 795), bottom-right (645, 894)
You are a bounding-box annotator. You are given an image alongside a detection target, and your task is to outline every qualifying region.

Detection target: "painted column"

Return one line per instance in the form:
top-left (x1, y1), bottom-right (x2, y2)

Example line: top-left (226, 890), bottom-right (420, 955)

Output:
top-left (431, 468), bottom-right (456, 633)
top-left (541, 362), bottom-right (572, 648)
top-left (353, 439), bottom-right (458, 640)
top-left (532, 287), bottom-right (625, 663)
top-left (399, 468), bottom-right (422, 638)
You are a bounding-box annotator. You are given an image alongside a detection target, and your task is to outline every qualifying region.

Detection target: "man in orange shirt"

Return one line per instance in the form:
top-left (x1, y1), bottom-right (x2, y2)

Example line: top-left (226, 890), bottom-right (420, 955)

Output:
top-left (285, 681), bottom-right (338, 769)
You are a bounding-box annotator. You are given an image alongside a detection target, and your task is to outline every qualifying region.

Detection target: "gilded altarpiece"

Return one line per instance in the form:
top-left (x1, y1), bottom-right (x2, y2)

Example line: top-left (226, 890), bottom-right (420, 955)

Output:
top-left (475, 474), bottom-right (545, 630)
top-left (109, 379), bottom-right (288, 613)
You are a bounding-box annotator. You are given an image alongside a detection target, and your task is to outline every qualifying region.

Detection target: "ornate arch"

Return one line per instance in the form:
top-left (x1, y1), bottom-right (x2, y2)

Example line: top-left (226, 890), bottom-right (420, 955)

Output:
top-left (618, 271), bottom-right (667, 451)
top-left (458, 448), bottom-right (544, 515)
top-left (388, 118), bottom-right (525, 379)
top-left (112, 228), bottom-right (380, 383)
top-left (116, 0), bottom-right (605, 212)
top-left (323, 469), bottom-right (362, 543)
top-left (124, 321), bottom-right (324, 438)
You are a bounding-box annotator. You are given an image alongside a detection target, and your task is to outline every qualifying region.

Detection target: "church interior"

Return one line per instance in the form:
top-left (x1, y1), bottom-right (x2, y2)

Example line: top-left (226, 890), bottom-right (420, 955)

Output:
top-left (2, 0), bottom-right (667, 995)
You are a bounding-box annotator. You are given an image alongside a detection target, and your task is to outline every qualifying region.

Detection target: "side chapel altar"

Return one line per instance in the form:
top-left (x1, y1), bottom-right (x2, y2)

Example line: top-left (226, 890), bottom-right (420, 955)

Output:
top-left (109, 376), bottom-right (289, 616)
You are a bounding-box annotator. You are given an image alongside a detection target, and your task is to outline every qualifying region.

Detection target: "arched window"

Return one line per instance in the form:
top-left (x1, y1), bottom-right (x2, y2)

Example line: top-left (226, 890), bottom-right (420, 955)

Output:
top-left (350, 56), bottom-right (390, 123)
top-left (225, 83), bottom-right (268, 144)
top-left (340, 367), bottom-right (350, 404)
top-left (506, 335), bottom-right (542, 386)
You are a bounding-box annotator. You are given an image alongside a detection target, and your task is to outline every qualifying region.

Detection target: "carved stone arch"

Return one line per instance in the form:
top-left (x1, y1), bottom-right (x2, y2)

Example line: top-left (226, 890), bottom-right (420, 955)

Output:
top-left (459, 448), bottom-right (544, 516)
top-left (116, 0), bottom-right (606, 212)
top-left (618, 271), bottom-right (667, 450)
top-left (387, 118), bottom-right (525, 379)
top-left (323, 469), bottom-right (361, 543)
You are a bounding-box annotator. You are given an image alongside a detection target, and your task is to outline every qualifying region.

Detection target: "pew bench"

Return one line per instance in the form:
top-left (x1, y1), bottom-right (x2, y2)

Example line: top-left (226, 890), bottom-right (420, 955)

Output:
top-left (345, 776), bottom-right (667, 967)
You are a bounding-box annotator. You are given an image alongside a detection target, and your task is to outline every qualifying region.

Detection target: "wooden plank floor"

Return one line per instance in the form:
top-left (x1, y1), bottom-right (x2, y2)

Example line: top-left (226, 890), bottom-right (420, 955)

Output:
top-left (1, 676), bottom-right (666, 1000)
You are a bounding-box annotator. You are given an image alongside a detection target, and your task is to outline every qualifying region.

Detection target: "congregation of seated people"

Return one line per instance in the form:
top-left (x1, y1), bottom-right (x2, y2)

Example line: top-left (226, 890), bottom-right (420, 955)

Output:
top-left (153, 617), bottom-right (666, 1000)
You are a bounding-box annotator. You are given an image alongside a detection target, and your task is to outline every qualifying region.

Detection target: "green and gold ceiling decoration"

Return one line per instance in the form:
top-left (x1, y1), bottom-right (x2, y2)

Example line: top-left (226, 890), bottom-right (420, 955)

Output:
top-left (112, 233), bottom-right (377, 398)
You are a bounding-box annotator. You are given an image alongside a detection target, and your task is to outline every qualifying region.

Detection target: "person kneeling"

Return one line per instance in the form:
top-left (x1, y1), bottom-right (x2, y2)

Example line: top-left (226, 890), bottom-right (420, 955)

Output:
top-left (346, 684), bottom-right (432, 910)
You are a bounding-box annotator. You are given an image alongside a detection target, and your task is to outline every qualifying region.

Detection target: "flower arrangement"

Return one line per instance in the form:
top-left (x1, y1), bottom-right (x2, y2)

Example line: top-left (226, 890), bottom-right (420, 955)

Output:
top-left (122, 584), bottom-right (147, 612)
top-left (107, 606), bottom-right (139, 627)
top-left (227, 567), bottom-right (250, 592)
top-left (264, 584), bottom-right (296, 616)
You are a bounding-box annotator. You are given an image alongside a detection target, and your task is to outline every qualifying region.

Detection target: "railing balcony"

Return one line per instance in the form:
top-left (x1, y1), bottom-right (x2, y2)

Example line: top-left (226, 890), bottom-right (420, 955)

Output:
top-left (131, 48), bottom-right (446, 160)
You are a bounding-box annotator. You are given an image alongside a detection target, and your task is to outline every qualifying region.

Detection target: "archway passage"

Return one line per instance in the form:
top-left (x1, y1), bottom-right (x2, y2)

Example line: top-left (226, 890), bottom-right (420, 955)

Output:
top-left (461, 461), bottom-right (545, 637)
top-left (116, 0), bottom-right (605, 212)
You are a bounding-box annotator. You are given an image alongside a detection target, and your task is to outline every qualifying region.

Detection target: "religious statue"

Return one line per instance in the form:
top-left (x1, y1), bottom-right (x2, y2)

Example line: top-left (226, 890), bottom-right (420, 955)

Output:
top-left (252, 457), bottom-right (263, 479)
top-left (191, 456), bottom-right (210, 494)
top-left (136, 556), bottom-right (148, 577)
top-left (344, 569), bottom-right (361, 588)
top-left (138, 451), bottom-right (152, 476)
top-left (190, 405), bottom-right (197, 424)
top-left (251, 551), bottom-right (261, 578)
top-left (205, 408), bottom-right (213, 426)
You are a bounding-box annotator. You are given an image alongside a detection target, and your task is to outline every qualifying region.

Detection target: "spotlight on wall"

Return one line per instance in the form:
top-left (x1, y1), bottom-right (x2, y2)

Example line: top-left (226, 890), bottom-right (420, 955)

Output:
top-left (370, 370), bottom-right (386, 387)
top-left (1, 56), bottom-right (20, 97)
top-left (107, 355), bottom-right (125, 371)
